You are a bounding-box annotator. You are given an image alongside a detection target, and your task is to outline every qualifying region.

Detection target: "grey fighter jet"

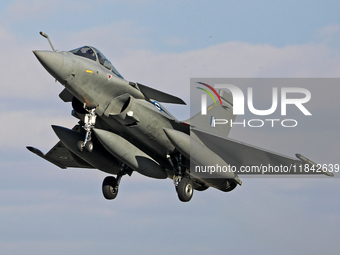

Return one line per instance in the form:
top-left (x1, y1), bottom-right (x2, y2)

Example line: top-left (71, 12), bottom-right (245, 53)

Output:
top-left (27, 32), bottom-right (333, 202)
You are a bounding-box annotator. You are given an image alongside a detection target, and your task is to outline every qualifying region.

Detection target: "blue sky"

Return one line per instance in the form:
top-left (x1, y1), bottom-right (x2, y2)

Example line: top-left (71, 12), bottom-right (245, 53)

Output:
top-left (1, 1), bottom-right (340, 254)
top-left (4, 0), bottom-right (340, 50)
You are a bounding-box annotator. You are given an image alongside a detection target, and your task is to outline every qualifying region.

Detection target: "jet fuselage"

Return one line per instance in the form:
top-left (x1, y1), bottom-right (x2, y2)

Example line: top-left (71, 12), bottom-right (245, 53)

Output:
top-left (34, 49), bottom-right (178, 168)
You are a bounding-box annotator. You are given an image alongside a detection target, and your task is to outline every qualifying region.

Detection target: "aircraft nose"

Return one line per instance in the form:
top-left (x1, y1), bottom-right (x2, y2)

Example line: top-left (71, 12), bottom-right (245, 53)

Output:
top-left (33, 50), bottom-right (66, 82)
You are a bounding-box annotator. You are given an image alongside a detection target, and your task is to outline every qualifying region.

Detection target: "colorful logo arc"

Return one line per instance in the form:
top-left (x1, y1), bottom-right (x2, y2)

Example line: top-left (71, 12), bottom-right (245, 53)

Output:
top-left (196, 82), bottom-right (222, 106)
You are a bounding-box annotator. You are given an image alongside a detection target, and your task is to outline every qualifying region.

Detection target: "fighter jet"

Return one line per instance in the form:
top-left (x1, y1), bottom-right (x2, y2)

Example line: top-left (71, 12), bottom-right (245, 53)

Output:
top-left (27, 32), bottom-right (333, 202)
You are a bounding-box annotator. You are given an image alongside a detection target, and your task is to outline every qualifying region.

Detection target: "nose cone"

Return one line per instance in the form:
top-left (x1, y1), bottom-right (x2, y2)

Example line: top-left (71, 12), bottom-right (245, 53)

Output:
top-left (33, 50), bottom-right (67, 82)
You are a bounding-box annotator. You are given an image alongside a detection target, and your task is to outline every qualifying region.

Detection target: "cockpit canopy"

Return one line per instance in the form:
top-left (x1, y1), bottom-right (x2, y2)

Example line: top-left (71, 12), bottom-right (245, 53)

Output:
top-left (69, 46), bottom-right (123, 79)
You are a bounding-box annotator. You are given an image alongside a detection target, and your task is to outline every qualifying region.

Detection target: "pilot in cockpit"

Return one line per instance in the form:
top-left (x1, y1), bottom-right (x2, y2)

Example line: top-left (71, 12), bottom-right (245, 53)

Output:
top-left (76, 46), bottom-right (96, 61)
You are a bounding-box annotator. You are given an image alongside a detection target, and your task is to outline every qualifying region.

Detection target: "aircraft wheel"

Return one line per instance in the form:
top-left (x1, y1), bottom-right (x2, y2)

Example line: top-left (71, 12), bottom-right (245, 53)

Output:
top-left (85, 141), bottom-right (93, 152)
top-left (102, 176), bottom-right (118, 200)
top-left (77, 141), bottom-right (84, 152)
top-left (177, 177), bottom-right (193, 202)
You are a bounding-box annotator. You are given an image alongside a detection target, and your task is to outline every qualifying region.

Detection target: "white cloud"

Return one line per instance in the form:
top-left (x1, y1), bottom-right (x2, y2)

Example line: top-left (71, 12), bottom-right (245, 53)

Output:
top-left (318, 24), bottom-right (340, 38)
top-left (0, 26), bottom-right (63, 100)
top-left (0, 110), bottom-right (75, 150)
top-left (162, 36), bottom-right (188, 47)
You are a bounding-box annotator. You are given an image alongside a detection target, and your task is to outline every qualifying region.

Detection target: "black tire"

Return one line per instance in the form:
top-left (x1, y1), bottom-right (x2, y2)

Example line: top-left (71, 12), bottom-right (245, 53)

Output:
top-left (102, 176), bottom-right (118, 200)
top-left (85, 141), bottom-right (93, 152)
top-left (77, 141), bottom-right (84, 152)
top-left (177, 177), bottom-right (193, 202)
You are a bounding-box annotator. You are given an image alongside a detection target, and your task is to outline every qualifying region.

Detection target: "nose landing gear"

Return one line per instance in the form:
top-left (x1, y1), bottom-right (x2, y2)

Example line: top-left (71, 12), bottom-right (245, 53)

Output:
top-left (77, 108), bottom-right (96, 152)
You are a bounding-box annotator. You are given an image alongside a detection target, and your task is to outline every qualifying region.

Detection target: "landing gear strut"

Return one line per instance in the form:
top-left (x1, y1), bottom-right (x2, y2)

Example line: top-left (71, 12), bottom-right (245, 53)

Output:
top-left (169, 153), bottom-right (193, 202)
top-left (102, 164), bottom-right (132, 200)
top-left (77, 108), bottom-right (96, 152)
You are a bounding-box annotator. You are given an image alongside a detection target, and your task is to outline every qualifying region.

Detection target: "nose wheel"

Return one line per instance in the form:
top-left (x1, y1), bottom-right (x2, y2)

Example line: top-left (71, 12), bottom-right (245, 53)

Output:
top-left (77, 108), bottom-right (96, 152)
top-left (77, 140), bottom-right (93, 153)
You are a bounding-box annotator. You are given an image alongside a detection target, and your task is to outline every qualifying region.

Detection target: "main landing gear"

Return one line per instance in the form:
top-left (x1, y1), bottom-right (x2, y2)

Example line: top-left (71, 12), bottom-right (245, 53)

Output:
top-left (77, 109), bottom-right (96, 153)
top-left (102, 176), bottom-right (119, 200)
top-left (168, 153), bottom-right (193, 202)
top-left (102, 164), bottom-right (132, 200)
top-left (174, 176), bottom-right (193, 202)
